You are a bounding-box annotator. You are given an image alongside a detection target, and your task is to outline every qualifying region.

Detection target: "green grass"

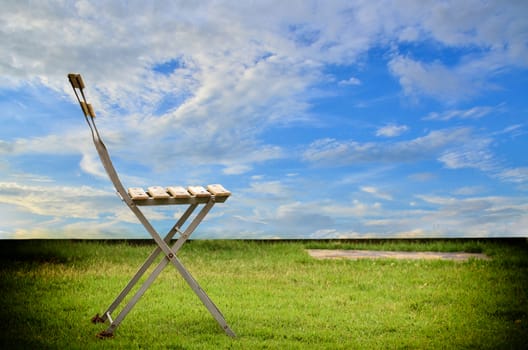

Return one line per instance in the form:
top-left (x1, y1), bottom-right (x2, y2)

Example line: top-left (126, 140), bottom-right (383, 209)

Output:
top-left (1, 239), bottom-right (527, 349)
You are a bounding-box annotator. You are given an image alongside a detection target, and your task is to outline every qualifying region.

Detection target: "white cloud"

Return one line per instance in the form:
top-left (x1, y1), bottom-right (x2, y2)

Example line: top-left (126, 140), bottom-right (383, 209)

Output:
top-left (361, 186), bottom-right (393, 201)
top-left (408, 172), bottom-right (436, 182)
top-left (497, 167), bottom-right (528, 184)
top-left (438, 137), bottom-right (495, 171)
top-left (424, 105), bottom-right (498, 121)
top-left (2, 1), bottom-right (526, 100)
top-left (322, 200), bottom-right (382, 218)
top-left (0, 182), bottom-right (116, 220)
top-left (423, 1), bottom-right (528, 63)
top-left (238, 191), bottom-right (528, 238)
top-left (1, 1), bottom-right (527, 239)
top-left (1, 127), bottom-right (110, 179)
top-left (79, 149), bottom-right (107, 179)
top-left (248, 181), bottom-right (291, 198)
top-left (1, 0), bottom-right (525, 171)
top-left (304, 127), bottom-right (509, 183)
top-left (0, 140), bottom-right (13, 154)
top-left (222, 164), bottom-right (252, 175)
top-left (388, 55), bottom-right (487, 102)
top-left (495, 124), bottom-right (526, 138)
top-left (338, 76), bottom-right (361, 86)
top-left (10, 220), bottom-right (137, 240)
top-left (375, 124), bottom-right (409, 137)
top-left (1, 2), bottom-right (317, 180)
top-left (386, 1), bottom-right (528, 102)
top-left (364, 194), bottom-right (528, 237)
top-left (269, 199), bottom-right (383, 235)
top-left (303, 127), bottom-right (474, 165)
top-left (452, 186), bottom-right (485, 196)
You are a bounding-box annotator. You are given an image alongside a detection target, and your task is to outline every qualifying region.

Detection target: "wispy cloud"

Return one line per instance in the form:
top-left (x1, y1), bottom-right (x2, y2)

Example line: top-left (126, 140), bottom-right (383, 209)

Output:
top-left (1, 1), bottom-right (527, 239)
top-left (452, 186), bottom-right (486, 196)
top-left (363, 194), bottom-right (528, 237)
top-left (438, 136), bottom-right (495, 172)
top-left (388, 55), bottom-right (486, 102)
top-left (375, 124), bottom-right (409, 137)
top-left (423, 105), bottom-right (500, 121)
top-left (303, 128), bottom-right (475, 165)
top-left (361, 186), bottom-right (393, 200)
top-left (0, 182), bottom-right (115, 220)
top-left (338, 76), bottom-right (361, 86)
top-left (497, 167), bottom-right (528, 184)
top-left (408, 172), bottom-right (436, 182)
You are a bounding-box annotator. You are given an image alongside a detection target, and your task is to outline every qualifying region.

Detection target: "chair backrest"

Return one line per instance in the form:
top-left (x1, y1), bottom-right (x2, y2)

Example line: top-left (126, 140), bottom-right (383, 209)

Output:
top-left (68, 73), bottom-right (131, 203)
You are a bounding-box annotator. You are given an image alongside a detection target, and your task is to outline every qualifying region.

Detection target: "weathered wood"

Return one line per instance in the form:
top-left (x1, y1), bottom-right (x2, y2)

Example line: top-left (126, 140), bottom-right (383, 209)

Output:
top-left (207, 184), bottom-right (231, 197)
top-left (127, 185), bottom-right (230, 205)
top-left (147, 186), bottom-right (170, 199)
top-left (188, 186), bottom-right (211, 198)
top-left (167, 186), bottom-right (191, 198)
top-left (128, 187), bottom-right (149, 200)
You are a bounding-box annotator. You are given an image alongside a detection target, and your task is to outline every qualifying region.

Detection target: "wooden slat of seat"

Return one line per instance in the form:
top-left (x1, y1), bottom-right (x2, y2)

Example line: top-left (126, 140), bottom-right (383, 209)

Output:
top-left (207, 184), bottom-right (231, 197)
top-left (167, 186), bottom-right (192, 198)
top-left (188, 186), bottom-right (211, 198)
top-left (128, 187), bottom-right (149, 200)
top-left (147, 186), bottom-right (170, 199)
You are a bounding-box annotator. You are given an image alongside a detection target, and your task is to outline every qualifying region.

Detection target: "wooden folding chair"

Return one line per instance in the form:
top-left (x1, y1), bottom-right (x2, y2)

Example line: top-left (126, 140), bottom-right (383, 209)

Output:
top-left (67, 73), bottom-right (236, 339)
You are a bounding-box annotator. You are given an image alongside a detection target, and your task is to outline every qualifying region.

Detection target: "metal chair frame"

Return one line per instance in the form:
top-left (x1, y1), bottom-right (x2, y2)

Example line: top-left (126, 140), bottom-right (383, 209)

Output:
top-left (68, 73), bottom-right (235, 339)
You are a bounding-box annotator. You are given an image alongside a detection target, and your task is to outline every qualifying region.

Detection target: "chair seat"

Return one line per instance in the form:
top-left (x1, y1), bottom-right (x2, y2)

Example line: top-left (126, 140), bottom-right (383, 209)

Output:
top-left (128, 184), bottom-right (230, 205)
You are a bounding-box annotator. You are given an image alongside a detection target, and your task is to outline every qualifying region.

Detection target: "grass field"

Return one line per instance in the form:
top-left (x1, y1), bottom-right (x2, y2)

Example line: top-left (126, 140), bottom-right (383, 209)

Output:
top-left (0, 239), bottom-right (527, 349)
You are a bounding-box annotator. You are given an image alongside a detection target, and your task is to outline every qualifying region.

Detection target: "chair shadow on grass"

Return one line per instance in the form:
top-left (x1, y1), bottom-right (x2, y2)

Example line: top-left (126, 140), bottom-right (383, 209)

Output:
top-left (0, 241), bottom-right (77, 349)
top-left (0, 240), bottom-right (74, 264)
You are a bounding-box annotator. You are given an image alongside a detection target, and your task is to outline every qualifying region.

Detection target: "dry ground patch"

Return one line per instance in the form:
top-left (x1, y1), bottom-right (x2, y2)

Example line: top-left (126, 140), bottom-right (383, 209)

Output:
top-left (307, 249), bottom-right (490, 261)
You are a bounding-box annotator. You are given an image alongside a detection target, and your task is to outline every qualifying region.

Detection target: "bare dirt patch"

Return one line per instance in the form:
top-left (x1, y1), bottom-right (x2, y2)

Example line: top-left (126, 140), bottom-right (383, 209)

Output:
top-left (307, 249), bottom-right (490, 261)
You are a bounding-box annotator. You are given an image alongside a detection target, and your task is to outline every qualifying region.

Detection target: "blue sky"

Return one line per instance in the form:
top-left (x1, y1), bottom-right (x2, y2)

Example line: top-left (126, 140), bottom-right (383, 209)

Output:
top-left (1, 1), bottom-right (527, 239)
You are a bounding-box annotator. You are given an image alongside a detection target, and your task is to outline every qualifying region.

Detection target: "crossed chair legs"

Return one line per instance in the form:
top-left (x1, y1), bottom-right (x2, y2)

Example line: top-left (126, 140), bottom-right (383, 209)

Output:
top-left (92, 199), bottom-right (236, 339)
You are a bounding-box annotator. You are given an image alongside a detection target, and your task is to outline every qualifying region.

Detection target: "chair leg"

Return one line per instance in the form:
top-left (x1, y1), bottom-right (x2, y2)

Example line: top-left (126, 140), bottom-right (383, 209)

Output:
top-left (101, 239), bottom-right (236, 338)
top-left (95, 200), bottom-right (235, 337)
top-left (168, 254), bottom-right (236, 337)
top-left (94, 204), bottom-right (198, 324)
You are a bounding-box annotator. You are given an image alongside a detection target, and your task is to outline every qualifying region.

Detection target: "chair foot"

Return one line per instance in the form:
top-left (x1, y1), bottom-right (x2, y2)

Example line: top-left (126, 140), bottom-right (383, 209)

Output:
top-left (91, 313), bottom-right (105, 324)
top-left (225, 327), bottom-right (236, 338)
top-left (96, 329), bottom-right (114, 339)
